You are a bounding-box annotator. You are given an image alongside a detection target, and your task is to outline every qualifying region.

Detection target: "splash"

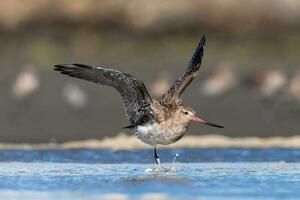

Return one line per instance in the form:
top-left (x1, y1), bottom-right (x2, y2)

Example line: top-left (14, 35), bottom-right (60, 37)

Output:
top-left (145, 153), bottom-right (179, 173)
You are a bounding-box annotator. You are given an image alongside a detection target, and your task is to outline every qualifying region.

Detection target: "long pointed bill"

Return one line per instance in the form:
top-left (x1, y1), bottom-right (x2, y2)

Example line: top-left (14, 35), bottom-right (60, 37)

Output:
top-left (192, 115), bottom-right (224, 128)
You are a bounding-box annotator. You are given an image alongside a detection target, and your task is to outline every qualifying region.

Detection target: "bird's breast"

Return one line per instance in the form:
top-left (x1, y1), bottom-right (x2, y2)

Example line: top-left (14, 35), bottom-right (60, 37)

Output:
top-left (134, 120), bottom-right (188, 146)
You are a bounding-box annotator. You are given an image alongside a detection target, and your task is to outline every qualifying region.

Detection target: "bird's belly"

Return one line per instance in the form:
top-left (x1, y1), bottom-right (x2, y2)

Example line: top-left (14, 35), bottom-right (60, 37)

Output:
top-left (134, 123), bottom-right (187, 146)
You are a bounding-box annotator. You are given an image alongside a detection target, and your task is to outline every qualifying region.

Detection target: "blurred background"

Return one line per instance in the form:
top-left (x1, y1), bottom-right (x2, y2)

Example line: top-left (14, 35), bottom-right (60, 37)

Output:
top-left (0, 0), bottom-right (300, 143)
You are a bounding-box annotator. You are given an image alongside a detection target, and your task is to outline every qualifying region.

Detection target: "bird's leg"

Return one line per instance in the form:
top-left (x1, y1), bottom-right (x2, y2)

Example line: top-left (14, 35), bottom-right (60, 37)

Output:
top-left (154, 147), bottom-right (162, 168)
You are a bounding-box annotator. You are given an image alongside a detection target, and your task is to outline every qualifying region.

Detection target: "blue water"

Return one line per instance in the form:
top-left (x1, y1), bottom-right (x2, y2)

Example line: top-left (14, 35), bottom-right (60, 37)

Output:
top-left (0, 148), bottom-right (300, 200)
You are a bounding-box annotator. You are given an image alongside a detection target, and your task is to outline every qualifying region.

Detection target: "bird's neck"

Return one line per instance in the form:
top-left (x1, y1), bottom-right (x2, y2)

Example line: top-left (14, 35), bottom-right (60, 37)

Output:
top-left (151, 99), bottom-right (182, 124)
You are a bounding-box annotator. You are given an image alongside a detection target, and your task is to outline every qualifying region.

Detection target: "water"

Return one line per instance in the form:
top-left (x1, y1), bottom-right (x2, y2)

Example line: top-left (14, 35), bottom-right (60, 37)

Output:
top-left (0, 148), bottom-right (300, 200)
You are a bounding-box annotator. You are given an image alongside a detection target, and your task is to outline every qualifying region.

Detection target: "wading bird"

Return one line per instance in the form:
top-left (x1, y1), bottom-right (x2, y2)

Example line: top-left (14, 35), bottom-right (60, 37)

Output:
top-left (54, 35), bottom-right (223, 167)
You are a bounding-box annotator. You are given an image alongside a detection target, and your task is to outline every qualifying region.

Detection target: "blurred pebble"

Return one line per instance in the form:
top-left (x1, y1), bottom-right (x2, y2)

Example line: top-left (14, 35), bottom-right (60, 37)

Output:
top-left (11, 65), bottom-right (40, 100)
top-left (199, 65), bottom-right (236, 96)
top-left (288, 72), bottom-right (300, 101)
top-left (248, 69), bottom-right (287, 98)
top-left (62, 82), bottom-right (88, 109)
top-left (149, 71), bottom-right (171, 97)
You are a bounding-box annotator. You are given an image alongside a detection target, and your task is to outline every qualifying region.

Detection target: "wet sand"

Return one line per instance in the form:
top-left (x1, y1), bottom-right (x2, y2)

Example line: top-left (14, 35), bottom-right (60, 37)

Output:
top-left (1, 134), bottom-right (300, 149)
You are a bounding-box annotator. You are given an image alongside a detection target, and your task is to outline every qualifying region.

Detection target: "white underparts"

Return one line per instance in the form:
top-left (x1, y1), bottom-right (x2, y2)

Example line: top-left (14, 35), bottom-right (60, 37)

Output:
top-left (134, 121), bottom-right (187, 146)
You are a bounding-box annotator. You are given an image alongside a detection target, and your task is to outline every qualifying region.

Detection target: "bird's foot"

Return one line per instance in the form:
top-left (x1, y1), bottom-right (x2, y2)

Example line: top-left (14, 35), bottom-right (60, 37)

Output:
top-left (145, 154), bottom-right (179, 173)
top-left (156, 157), bottom-right (162, 168)
top-left (145, 166), bottom-right (176, 173)
top-left (145, 166), bottom-right (173, 173)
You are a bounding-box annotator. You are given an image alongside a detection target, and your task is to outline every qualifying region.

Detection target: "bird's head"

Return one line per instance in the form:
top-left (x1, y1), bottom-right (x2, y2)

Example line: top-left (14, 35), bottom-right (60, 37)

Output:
top-left (177, 106), bottom-right (224, 128)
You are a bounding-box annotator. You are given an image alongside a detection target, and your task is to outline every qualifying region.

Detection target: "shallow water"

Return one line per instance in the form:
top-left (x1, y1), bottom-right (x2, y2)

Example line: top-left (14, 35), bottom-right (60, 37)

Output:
top-left (0, 148), bottom-right (300, 200)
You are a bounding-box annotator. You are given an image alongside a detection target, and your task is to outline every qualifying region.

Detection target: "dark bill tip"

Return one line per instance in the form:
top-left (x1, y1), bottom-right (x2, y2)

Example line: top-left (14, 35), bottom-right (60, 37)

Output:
top-left (206, 122), bottom-right (224, 128)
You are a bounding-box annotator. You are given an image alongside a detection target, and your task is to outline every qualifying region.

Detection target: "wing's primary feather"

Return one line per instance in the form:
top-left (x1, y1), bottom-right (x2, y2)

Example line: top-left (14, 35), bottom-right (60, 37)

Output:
top-left (161, 34), bottom-right (206, 106)
top-left (54, 64), bottom-right (153, 125)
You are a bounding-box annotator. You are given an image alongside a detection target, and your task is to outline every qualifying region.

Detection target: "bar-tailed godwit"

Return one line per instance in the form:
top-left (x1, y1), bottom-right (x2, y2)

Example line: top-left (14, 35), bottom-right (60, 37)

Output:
top-left (54, 35), bottom-right (223, 167)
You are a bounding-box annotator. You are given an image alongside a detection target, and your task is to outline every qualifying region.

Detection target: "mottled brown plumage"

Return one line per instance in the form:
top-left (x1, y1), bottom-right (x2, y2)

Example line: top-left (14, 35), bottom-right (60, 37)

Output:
top-left (160, 35), bottom-right (206, 109)
top-left (54, 35), bottom-right (223, 166)
top-left (54, 63), bottom-right (153, 126)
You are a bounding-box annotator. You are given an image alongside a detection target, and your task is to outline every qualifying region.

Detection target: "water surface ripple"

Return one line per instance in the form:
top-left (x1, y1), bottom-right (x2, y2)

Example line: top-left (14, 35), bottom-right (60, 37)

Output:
top-left (0, 148), bottom-right (299, 200)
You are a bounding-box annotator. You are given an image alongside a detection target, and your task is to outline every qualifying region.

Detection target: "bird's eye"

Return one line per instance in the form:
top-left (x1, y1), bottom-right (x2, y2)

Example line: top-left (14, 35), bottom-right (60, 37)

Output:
top-left (184, 111), bottom-right (189, 115)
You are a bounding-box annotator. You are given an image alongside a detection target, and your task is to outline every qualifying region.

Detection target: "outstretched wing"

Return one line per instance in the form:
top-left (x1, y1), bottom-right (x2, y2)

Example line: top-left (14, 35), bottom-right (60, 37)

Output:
top-left (54, 64), bottom-right (153, 125)
top-left (161, 35), bottom-right (206, 106)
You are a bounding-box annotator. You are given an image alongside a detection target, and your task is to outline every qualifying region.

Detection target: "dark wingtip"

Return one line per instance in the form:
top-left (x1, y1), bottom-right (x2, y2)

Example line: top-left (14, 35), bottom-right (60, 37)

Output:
top-left (53, 64), bottom-right (63, 71)
top-left (53, 64), bottom-right (75, 76)
top-left (53, 64), bottom-right (91, 74)
top-left (54, 64), bottom-right (91, 69)
top-left (200, 34), bottom-right (206, 47)
top-left (53, 64), bottom-right (69, 70)
top-left (188, 34), bottom-right (206, 68)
